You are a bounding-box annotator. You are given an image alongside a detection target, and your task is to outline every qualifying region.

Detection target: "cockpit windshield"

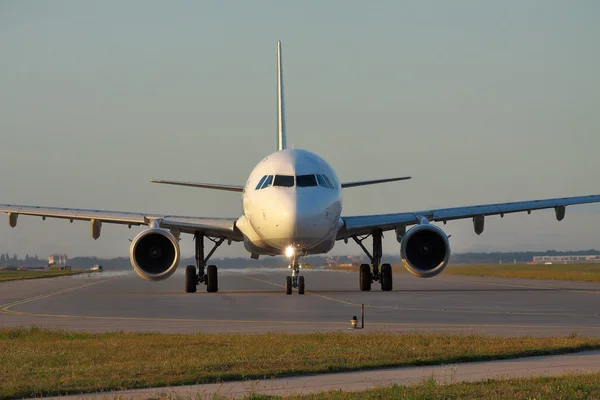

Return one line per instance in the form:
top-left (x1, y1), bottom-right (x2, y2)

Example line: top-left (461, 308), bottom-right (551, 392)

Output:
top-left (316, 174), bottom-right (330, 188)
top-left (255, 174), bottom-right (334, 189)
top-left (296, 174), bottom-right (317, 187)
top-left (260, 175), bottom-right (273, 189)
top-left (255, 175), bottom-right (268, 190)
top-left (322, 174), bottom-right (335, 189)
top-left (273, 175), bottom-right (294, 187)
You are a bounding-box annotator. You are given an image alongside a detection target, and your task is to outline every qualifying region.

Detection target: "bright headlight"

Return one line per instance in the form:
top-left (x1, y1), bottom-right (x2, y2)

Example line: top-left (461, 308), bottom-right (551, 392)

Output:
top-left (285, 246), bottom-right (295, 258)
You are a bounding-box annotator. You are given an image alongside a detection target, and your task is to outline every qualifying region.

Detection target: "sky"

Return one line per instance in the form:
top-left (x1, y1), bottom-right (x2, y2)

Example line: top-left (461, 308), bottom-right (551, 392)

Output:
top-left (1, 1), bottom-right (599, 260)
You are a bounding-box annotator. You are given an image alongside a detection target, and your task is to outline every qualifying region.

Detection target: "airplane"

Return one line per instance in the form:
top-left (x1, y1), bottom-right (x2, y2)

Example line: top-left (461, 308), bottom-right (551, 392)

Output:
top-left (3, 41), bottom-right (600, 295)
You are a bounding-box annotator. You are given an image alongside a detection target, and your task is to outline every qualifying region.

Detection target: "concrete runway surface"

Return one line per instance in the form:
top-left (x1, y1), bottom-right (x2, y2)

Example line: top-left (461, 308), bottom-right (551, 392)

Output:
top-left (41, 350), bottom-right (600, 399)
top-left (1, 267), bottom-right (600, 336)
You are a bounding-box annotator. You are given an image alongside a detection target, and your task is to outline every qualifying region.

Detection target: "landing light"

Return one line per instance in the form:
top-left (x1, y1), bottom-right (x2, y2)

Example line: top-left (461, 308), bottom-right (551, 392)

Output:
top-left (285, 246), bottom-right (295, 258)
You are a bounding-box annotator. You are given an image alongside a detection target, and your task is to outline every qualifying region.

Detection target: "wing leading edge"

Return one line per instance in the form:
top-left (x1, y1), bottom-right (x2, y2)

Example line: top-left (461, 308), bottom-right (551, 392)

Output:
top-left (150, 180), bottom-right (244, 192)
top-left (341, 176), bottom-right (411, 188)
top-left (338, 194), bottom-right (600, 239)
top-left (0, 204), bottom-right (243, 240)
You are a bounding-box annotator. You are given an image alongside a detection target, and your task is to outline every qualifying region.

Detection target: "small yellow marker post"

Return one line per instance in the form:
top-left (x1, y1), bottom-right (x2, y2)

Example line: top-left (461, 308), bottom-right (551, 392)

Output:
top-left (350, 304), bottom-right (365, 329)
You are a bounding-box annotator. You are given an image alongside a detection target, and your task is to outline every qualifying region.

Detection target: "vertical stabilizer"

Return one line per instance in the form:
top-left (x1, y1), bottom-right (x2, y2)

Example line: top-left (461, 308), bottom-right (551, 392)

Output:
top-left (277, 41), bottom-right (287, 151)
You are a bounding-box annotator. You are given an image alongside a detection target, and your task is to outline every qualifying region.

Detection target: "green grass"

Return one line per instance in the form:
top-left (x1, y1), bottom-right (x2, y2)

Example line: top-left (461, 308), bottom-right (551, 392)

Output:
top-left (241, 373), bottom-right (600, 399)
top-left (326, 263), bottom-right (600, 282)
top-left (445, 263), bottom-right (600, 282)
top-left (0, 269), bottom-right (89, 282)
top-left (2, 328), bottom-right (600, 399)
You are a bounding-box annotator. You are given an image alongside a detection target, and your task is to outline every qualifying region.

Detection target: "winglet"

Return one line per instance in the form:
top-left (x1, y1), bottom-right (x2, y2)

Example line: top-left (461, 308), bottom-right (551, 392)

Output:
top-left (277, 40), bottom-right (287, 151)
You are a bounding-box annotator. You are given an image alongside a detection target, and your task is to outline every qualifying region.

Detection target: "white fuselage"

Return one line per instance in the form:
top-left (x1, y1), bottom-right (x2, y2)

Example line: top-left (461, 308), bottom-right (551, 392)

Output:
top-left (236, 149), bottom-right (343, 257)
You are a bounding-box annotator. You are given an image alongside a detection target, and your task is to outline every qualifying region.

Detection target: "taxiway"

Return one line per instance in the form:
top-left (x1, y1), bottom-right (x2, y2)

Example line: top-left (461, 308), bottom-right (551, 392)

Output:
top-left (1, 268), bottom-right (599, 336)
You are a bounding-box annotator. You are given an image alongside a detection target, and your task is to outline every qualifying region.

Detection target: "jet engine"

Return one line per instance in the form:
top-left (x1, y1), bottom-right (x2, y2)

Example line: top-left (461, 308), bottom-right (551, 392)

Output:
top-left (129, 227), bottom-right (180, 281)
top-left (400, 222), bottom-right (450, 278)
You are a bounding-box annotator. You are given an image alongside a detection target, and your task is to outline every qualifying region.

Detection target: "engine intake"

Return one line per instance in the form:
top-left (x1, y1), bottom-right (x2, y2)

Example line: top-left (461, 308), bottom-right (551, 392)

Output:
top-left (400, 222), bottom-right (450, 278)
top-left (129, 228), bottom-right (180, 281)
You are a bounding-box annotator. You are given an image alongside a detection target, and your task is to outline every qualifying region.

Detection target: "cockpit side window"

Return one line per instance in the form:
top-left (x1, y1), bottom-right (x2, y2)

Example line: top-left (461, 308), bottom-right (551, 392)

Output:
top-left (260, 175), bottom-right (273, 189)
top-left (255, 175), bottom-right (268, 190)
top-left (273, 175), bottom-right (294, 187)
top-left (316, 174), bottom-right (330, 188)
top-left (322, 175), bottom-right (335, 189)
top-left (296, 174), bottom-right (317, 187)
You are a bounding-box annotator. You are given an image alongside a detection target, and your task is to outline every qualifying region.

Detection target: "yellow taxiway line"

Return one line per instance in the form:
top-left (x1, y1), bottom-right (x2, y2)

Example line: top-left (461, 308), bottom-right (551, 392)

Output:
top-left (1, 272), bottom-right (599, 331)
top-left (243, 274), bottom-right (600, 319)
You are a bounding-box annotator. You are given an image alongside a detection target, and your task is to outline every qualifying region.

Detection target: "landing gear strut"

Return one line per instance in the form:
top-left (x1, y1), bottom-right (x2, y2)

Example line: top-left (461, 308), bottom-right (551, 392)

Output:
top-left (286, 256), bottom-right (305, 295)
top-left (352, 229), bottom-right (393, 292)
top-left (185, 232), bottom-right (225, 293)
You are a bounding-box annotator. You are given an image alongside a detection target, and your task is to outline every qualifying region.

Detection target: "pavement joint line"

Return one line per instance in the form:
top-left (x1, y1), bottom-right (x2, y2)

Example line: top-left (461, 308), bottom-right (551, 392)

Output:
top-left (3, 304), bottom-right (600, 330)
top-left (3, 272), bottom-right (600, 331)
top-left (438, 275), bottom-right (600, 295)
top-left (2, 302), bottom-right (600, 330)
top-left (242, 274), bottom-right (359, 306)
top-left (242, 274), bottom-right (599, 318)
top-left (0, 278), bottom-right (116, 312)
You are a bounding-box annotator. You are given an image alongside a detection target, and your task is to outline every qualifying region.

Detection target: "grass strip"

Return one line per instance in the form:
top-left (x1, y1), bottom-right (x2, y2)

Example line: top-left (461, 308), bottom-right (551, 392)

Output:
top-left (238, 372), bottom-right (600, 399)
top-left (0, 270), bottom-right (90, 282)
top-left (326, 263), bottom-right (600, 282)
top-left (445, 263), bottom-right (600, 282)
top-left (1, 328), bottom-right (600, 399)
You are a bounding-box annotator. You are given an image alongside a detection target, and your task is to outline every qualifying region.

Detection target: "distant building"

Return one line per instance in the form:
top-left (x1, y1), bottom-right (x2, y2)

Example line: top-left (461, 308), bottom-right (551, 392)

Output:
top-left (48, 254), bottom-right (68, 267)
top-left (532, 255), bottom-right (600, 263)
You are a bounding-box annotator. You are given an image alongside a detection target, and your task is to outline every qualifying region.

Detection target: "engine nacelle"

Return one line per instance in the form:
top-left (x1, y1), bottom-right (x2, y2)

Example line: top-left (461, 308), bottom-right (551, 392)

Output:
top-left (129, 228), bottom-right (180, 281)
top-left (400, 222), bottom-right (450, 278)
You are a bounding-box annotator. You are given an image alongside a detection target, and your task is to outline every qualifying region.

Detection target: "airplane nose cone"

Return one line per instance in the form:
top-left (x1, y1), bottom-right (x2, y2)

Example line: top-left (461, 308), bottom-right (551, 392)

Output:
top-left (254, 189), bottom-right (336, 250)
top-left (295, 191), bottom-right (336, 247)
top-left (294, 200), bottom-right (326, 240)
top-left (276, 193), bottom-right (298, 238)
top-left (272, 191), bottom-right (331, 248)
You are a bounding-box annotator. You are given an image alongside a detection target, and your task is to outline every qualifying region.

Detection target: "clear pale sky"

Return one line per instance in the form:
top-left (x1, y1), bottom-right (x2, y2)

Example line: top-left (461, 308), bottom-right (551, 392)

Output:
top-left (1, 1), bottom-right (599, 259)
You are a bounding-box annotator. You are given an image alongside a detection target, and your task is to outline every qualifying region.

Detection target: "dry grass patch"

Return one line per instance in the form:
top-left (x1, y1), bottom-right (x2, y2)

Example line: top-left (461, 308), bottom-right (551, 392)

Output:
top-left (286, 373), bottom-right (600, 399)
top-left (0, 269), bottom-right (89, 282)
top-left (326, 263), bottom-right (600, 282)
top-left (445, 263), bottom-right (600, 282)
top-left (1, 328), bottom-right (600, 399)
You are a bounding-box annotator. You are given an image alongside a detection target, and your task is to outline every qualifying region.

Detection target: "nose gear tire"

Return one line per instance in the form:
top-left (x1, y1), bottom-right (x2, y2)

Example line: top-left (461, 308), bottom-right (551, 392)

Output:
top-left (286, 276), bottom-right (292, 295)
top-left (298, 276), bottom-right (305, 295)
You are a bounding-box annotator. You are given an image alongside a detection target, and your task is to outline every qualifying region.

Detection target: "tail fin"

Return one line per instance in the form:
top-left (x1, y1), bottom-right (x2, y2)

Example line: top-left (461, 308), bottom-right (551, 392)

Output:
top-left (277, 41), bottom-right (287, 151)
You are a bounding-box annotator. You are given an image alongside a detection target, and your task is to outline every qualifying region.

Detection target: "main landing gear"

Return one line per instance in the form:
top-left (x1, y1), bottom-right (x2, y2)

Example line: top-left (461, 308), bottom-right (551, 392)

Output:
top-left (185, 232), bottom-right (225, 293)
top-left (353, 229), bottom-right (393, 292)
top-left (286, 256), bottom-right (305, 295)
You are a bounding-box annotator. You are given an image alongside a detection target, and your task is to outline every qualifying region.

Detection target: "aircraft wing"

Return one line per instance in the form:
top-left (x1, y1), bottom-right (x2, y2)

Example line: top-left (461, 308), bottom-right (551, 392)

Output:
top-left (150, 180), bottom-right (244, 192)
top-left (0, 204), bottom-right (242, 240)
top-left (341, 176), bottom-right (411, 188)
top-left (338, 194), bottom-right (600, 239)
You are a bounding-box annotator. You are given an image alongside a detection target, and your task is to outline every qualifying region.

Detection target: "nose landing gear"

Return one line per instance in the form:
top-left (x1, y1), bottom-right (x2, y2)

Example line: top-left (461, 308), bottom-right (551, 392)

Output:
top-left (286, 257), bottom-right (305, 295)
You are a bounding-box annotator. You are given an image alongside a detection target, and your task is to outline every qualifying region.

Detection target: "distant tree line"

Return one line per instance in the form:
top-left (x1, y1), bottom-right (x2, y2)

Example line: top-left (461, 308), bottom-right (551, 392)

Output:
top-left (3, 249), bottom-right (600, 270)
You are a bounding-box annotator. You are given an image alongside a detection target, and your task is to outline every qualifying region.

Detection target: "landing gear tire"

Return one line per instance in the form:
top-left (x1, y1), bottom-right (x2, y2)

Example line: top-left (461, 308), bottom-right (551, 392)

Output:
top-left (298, 276), bottom-right (305, 295)
top-left (381, 263), bottom-right (393, 292)
top-left (286, 276), bottom-right (292, 295)
top-left (185, 265), bottom-right (197, 293)
top-left (206, 265), bottom-right (218, 293)
top-left (359, 264), bottom-right (371, 292)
